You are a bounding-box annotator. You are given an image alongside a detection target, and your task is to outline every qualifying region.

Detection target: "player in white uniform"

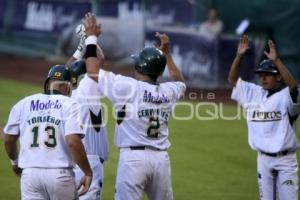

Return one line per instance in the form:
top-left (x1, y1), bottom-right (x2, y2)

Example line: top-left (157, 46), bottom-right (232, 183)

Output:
top-left (228, 35), bottom-right (300, 200)
top-left (3, 65), bottom-right (93, 200)
top-left (82, 13), bottom-right (186, 200)
top-left (69, 60), bottom-right (109, 200)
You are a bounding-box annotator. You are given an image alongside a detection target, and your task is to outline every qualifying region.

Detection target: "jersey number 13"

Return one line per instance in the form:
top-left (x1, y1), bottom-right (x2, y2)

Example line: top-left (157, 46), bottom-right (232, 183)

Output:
top-left (30, 126), bottom-right (57, 148)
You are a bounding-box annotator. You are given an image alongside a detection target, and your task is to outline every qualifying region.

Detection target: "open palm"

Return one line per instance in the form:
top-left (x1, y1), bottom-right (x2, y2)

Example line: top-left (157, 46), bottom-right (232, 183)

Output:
top-left (237, 35), bottom-right (249, 55)
top-left (155, 32), bottom-right (170, 55)
top-left (264, 40), bottom-right (278, 61)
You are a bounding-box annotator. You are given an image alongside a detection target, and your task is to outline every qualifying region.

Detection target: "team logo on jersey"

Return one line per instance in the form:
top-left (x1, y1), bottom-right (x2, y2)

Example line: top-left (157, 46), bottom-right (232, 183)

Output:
top-left (30, 99), bottom-right (62, 111)
top-left (282, 179), bottom-right (294, 186)
top-left (143, 90), bottom-right (170, 104)
top-left (250, 110), bottom-right (282, 122)
top-left (89, 110), bottom-right (102, 132)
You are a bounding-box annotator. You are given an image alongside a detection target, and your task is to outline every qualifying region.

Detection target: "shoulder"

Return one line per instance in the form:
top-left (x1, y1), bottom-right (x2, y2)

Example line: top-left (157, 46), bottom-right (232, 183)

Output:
top-left (14, 93), bottom-right (41, 107)
top-left (60, 96), bottom-right (80, 114)
top-left (57, 94), bottom-right (76, 106)
top-left (162, 81), bottom-right (186, 91)
top-left (281, 86), bottom-right (290, 93)
top-left (100, 69), bottom-right (136, 81)
top-left (160, 81), bottom-right (186, 100)
top-left (80, 74), bottom-right (96, 86)
top-left (279, 86), bottom-right (292, 99)
top-left (235, 78), bottom-right (261, 89)
top-left (77, 75), bottom-right (100, 95)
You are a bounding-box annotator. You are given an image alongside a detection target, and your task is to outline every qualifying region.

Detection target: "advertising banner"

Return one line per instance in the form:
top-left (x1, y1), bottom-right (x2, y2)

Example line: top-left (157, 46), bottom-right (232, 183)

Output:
top-left (0, 0), bottom-right (6, 28)
top-left (13, 0), bottom-right (91, 33)
top-left (146, 29), bottom-right (218, 88)
top-left (146, 29), bottom-right (255, 88)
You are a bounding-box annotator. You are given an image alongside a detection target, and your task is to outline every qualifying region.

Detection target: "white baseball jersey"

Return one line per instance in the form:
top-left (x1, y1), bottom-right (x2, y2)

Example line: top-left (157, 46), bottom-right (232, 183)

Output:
top-left (3, 93), bottom-right (84, 168)
top-left (98, 69), bottom-right (186, 150)
top-left (231, 78), bottom-right (300, 153)
top-left (71, 74), bottom-right (109, 160)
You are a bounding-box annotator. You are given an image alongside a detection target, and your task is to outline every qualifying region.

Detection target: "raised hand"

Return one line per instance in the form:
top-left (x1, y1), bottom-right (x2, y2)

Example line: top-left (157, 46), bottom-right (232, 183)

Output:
top-left (264, 40), bottom-right (278, 61)
top-left (75, 24), bottom-right (87, 41)
top-left (155, 32), bottom-right (170, 55)
top-left (83, 13), bottom-right (101, 37)
top-left (237, 35), bottom-right (249, 56)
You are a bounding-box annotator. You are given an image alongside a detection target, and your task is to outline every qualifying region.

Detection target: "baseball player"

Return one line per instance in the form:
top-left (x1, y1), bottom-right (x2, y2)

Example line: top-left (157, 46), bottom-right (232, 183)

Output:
top-left (228, 35), bottom-right (300, 200)
top-left (82, 13), bottom-right (186, 200)
top-left (68, 59), bottom-right (109, 200)
top-left (3, 65), bottom-right (93, 200)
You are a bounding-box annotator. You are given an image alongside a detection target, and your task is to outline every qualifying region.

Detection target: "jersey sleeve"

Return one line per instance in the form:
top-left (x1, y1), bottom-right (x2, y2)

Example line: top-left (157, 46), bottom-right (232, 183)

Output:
top-left (77, 75), bottom-right (102, 115)
top-left (165, 81), bottom-right (186, 101)
top-left (3, 100), bottom-right (23, 135)
top-left (98, 69), bottom-right (137, 105)
top-left (231, 78), bottom-right (261, 107)
top-left (287, 86), bottom-right (300, 116)
top-left (78, 75), bottom-right (101, 97)
top-left (63, 100), bottom-right (84, 137)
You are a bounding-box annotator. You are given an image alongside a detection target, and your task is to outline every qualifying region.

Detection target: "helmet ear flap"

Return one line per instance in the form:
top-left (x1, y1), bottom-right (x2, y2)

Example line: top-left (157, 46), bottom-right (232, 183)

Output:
top-left (69, 60), bottom-right (86, 87)
top-left (44, 65), bottom-right (72, 94)
top-left (44, 78), bottom-right (50, 93)
top-left (134, 65), bottom-right (144, 74)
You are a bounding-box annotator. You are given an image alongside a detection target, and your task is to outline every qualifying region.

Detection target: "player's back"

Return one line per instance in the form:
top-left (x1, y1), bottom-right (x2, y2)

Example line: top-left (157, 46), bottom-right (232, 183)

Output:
top-left (114, 79), bottom-right (185, 150)
top-left (71, 75), bottom-right (109, 160)
top-left (10, 93), bottom-right (80, 168)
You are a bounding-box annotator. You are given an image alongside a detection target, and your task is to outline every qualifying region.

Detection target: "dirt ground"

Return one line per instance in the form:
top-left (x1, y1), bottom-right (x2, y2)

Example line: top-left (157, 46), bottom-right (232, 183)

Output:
top-left (0, 55), bottom-right (234, 103)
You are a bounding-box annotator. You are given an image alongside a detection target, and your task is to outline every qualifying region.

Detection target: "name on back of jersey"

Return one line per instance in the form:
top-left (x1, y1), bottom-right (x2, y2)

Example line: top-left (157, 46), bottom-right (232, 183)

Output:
top-left (27, 115), bottom-right (61, 126)
top-left (138, 108), bottom-right (170, 121)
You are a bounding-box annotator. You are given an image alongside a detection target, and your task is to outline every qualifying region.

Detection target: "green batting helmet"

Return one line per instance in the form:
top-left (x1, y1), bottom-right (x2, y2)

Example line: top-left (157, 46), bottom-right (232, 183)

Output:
top-left (131, 47), bottom-right (166, 78)
top-left (44, 65), bottom-right (72, 93)
top-left (255, 59), bottom-right (279, 74)
top-left (69, 60), bottom-right (86, 87)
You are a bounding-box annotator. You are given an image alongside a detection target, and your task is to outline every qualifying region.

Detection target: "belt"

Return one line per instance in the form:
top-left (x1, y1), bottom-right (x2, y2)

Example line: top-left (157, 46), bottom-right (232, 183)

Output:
top-left (87, 154), bottom-right (105, 164)
top-left (100, 157), bottom-right (105, 164)
top-left (260, 150), bottom-right (293, 157)
top-left (129, 146), bottom-right (163, 151)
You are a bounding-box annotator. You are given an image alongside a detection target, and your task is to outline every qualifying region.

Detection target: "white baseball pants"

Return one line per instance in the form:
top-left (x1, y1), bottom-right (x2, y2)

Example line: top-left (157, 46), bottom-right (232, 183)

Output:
top-left (114, 148), bottom-right (173, 200)
top-left (21, 168), bottom-right (77, 200)
top-left (74, 155), bottom-right (104, 200)
top-left (257, 152), bottom-right (298, 200)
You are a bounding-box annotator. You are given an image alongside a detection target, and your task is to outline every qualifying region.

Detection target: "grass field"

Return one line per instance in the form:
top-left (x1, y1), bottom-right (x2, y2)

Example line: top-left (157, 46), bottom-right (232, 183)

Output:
top-left (0, 78), bottom-right (299, 200)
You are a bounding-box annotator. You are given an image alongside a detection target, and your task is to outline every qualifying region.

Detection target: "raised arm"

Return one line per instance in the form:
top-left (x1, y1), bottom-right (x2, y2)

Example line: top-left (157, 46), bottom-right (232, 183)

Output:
top-left (155, 32), bottom-right (185, 82)
top-left (264, 40), bottom-right (298, 91)
top-left (66, 23), bottom-right (105, 69)
top-left (82, 13), bottom-right (101, 82)
top-left (228, 35), bottom-right (250, 87)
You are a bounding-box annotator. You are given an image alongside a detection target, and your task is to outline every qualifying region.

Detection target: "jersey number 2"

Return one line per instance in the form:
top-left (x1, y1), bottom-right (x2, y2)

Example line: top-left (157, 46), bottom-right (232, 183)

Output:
top-left (147, 117), bottom-right (160, 138)
top-left (31, 126), bottom-right (57, 148)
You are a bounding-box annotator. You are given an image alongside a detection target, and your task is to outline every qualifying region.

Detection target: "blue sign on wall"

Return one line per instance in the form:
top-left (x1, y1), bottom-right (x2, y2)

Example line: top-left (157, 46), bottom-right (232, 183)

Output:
top-left (13, 0), bottom-right (91, 33)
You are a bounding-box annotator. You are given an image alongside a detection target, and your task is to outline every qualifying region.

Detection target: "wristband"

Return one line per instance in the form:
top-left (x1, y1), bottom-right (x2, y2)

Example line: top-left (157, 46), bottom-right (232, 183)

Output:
top-left (85, 44), bottom-right (97, 58)
top-left (236, 53), bottom-right (243, 58)
top-left (85, 35), bottom-right (98, 45)
top-left (10, 158), bottom-right (18, 166)
top-left (73, 49), bottom-right (84, 59)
